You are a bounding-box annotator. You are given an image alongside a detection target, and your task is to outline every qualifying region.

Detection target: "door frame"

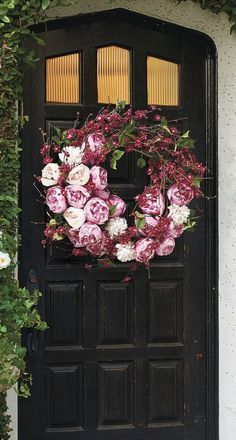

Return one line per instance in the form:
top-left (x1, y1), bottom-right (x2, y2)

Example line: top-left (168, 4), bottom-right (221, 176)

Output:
top-left (19, 8), bottom-right (218, 440)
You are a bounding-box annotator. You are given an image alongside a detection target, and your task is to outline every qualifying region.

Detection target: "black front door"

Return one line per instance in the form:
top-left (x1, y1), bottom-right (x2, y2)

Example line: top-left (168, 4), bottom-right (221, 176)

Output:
top-left (19, 9), bottom-right (217, 440)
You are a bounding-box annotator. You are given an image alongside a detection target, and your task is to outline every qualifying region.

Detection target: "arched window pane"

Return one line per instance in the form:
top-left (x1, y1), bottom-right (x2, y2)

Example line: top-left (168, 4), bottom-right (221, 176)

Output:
top-left (46, 53), bottom-right (80, 103)
top-left (147, 56), bottom-right (179, 106)
top-left (97, 46), bottom-right (130, 104)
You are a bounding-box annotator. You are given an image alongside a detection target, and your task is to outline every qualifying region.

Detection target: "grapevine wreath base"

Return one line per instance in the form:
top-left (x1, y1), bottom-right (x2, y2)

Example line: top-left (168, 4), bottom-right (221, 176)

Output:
top-left (37, 104), bottom-right (205, 278)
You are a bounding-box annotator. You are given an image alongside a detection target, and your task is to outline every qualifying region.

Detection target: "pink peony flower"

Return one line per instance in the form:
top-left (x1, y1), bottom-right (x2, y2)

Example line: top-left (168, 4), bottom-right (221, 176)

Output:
top-left (136, 186), bottom-right (165, 216)
top-left (156, 237), bottom-right (175, 256)
top-left (41, 163), bottom-right (60, 186)
top-left (87, 133), bottom-right (106, 152)
top-left (78, 223), bottom-right (102, 246)
top-left (65, 185), bottom-right (90, 208)
top-left (86, 231), bottom-right (113, 257)
top-left (107, 195), bottom-right (126, 217)
top-left (94, 188), bottom-right (110, 200)
top-left (59, 145), bottom-right (85, 165)
top-left (135, 238), bottom-right (155, 264)
top-left (140, 215), bottom-right (159, 236)
top-left (66, 164), bottom-right (90, 186)
top-left (63, 207), bottom-right (85, 229)
top-left (168, 221), bottom-right (184, 239)
top-left (90, 166), bottom-right (108, 190)
top-left (167, 183), bottom-right (194, 206)
top-left (84, 197), bottom-right (109, 225)
top-left (46, 186), bottom-right (67, 213)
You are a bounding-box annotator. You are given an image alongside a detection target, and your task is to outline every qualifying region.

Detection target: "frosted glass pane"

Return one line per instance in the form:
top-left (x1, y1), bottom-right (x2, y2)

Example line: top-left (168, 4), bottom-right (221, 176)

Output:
top-left (46, 53), bottom-right (80, 103)
top-left (97, 46), bottom-right (130, 104)
top-left (147, 56), bottom-right (179, 106)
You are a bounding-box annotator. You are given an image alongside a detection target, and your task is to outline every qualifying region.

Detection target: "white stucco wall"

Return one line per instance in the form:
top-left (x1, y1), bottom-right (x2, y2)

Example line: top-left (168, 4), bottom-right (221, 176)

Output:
top-left (8, 1), bottom-right (236, 439)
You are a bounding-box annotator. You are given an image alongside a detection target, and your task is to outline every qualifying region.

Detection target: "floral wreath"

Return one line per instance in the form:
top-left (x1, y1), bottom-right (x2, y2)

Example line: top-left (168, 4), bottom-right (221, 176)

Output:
top-left (37, 103), bottom-right (205, 277)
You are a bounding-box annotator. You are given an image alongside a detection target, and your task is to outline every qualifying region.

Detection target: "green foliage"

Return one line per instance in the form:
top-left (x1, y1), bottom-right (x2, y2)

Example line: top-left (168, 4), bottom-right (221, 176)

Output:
top-left (0, 394), bottom-right (11, 440)
top-left (178, 0), bottom-right (236, 32)
top-left (134, 211), bottom-right (146, 230)
top-left (0, 0), bottom-right (63, 437)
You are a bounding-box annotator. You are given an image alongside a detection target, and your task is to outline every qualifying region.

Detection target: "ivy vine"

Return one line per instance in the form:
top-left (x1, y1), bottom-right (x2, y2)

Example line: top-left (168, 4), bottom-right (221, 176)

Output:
top-left (178, 0), bottom-right (236, 32)
top-left (0, 1), bottom-right (73, 438)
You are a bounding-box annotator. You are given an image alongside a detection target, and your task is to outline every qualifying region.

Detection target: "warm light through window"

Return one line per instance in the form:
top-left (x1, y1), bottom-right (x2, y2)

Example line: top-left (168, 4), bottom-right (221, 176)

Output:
top-left (147, 56), bottom-right (179, 106)
top-left (46, 53), bottom-right (80, 103)
top-left (97, 46), bottom-right (130, 104)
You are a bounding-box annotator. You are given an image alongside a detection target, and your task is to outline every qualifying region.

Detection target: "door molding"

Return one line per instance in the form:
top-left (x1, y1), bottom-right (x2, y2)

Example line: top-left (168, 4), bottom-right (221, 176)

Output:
top-left (20, 8), bottom-right (218, 440)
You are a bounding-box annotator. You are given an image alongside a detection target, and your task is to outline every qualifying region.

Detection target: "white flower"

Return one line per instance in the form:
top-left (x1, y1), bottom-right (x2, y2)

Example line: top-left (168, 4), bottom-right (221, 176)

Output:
top-left (59, 145), bottom-right (85, 165)
top-left (0, 251), bottom-right (11, 269)
top-left (63, 207), bottom-right (85, 230)
top-left (0, 231), bottom-right (3, 238)
top-left (106, 217), bottom-right (128, 238)
top-left (168, 204), bottom-right (190, 225)
top-left (41, 163), bottom-right (60, 186)
top-left (66, 164), bottom-right (90, 186)
top-left (116, 242), bottom-right (135, 262)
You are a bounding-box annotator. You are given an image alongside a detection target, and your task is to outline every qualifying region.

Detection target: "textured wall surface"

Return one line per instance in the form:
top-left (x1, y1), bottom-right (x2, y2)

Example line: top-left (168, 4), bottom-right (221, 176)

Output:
top-left (10, 1), bottom-right (236, 439)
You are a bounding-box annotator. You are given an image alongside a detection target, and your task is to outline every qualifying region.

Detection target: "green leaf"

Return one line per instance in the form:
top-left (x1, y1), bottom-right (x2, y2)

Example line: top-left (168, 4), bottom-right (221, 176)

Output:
top-left (110, 158), bottom-right (117, 170)
top-left (34, 36), bottom-right (46, 46)
top-left (125, 120), bottom-right (136, 134)
top-left (193, 176), bottom-right (202, 187)
top-left (115, 100), bottom-right (126, 112)
top-left (135, 217), bottom-right (146, 230)
top-left (54, 233), bottom-right (63, 241)
top-left (109, 205), bottom-right (117, 216)
top-left (42, 0), bottom-right (50, 10)
top-left (118, 133), bottom-right (126, 146)
top-left (112, 149), bottom-right (125, 160)
top-left (54, 126), bottom-right (61, 137)
top-left (0, 326), bottom-right (7, 333)
top-left (49, 219), bottom-right (57, 226)
top-left (135, 211), bottom-right (145, 219)
top-left (137, 157), bottom-right (146, 168)
top-left (2, 15), bottom-right (10, 23)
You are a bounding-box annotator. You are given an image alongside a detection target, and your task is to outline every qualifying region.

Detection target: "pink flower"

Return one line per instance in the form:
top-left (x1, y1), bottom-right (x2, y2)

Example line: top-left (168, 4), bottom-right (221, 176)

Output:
top-left (94, 188), bottom-right (110, 200)
top-left (168, 222), bottom-right (184, 238)
top-left (90, 166), bottom-right (108, 190)
top-left (136, 186), bottom-right (165, 215)
top-left (59, 145), bottom-right (85, 165)
top-left (63, 207), bottom-right (85, 229)
top-left (41, 163), bottom-right (60, 186)
top-left (107, 195), bottom-right (126, 217)
top-left (156, 237), bottom-right (175, 256)
top-left (87, 133), bottom-right (106, 152)
top-left (84, 197), bottom-right (109, 225)
top-left (66, 164), bottom-right (90, 186)
top-left (140, 215), bottom-right (159, 236)
top-left (79, 223), bottom-right (102, 246)
top-left (68, 229), bottom-right (81, 247)
top-left (167, 183), bottom-right (194, 206)
top-left (46, 186), bottom-right (67, 213)
top-left (65, 185), bottom-right (90, 208)
top-left (86, 231), bottom-right (114, 257)
top-left (135, 238), bottom-right (155, 264)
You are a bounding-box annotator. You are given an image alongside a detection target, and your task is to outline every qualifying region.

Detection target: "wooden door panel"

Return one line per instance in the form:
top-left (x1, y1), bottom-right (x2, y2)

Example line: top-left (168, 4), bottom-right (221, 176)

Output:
top-left (148, 360), bottom-right (183, 425)
top-left (45, 282), bottom-right (83, 347)
top-left (46, 364), bottom-right (83, 430)
top-left (148, 280), bottom-right (183, 344)
top-left (97, 282), bottom-right (134, 346)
